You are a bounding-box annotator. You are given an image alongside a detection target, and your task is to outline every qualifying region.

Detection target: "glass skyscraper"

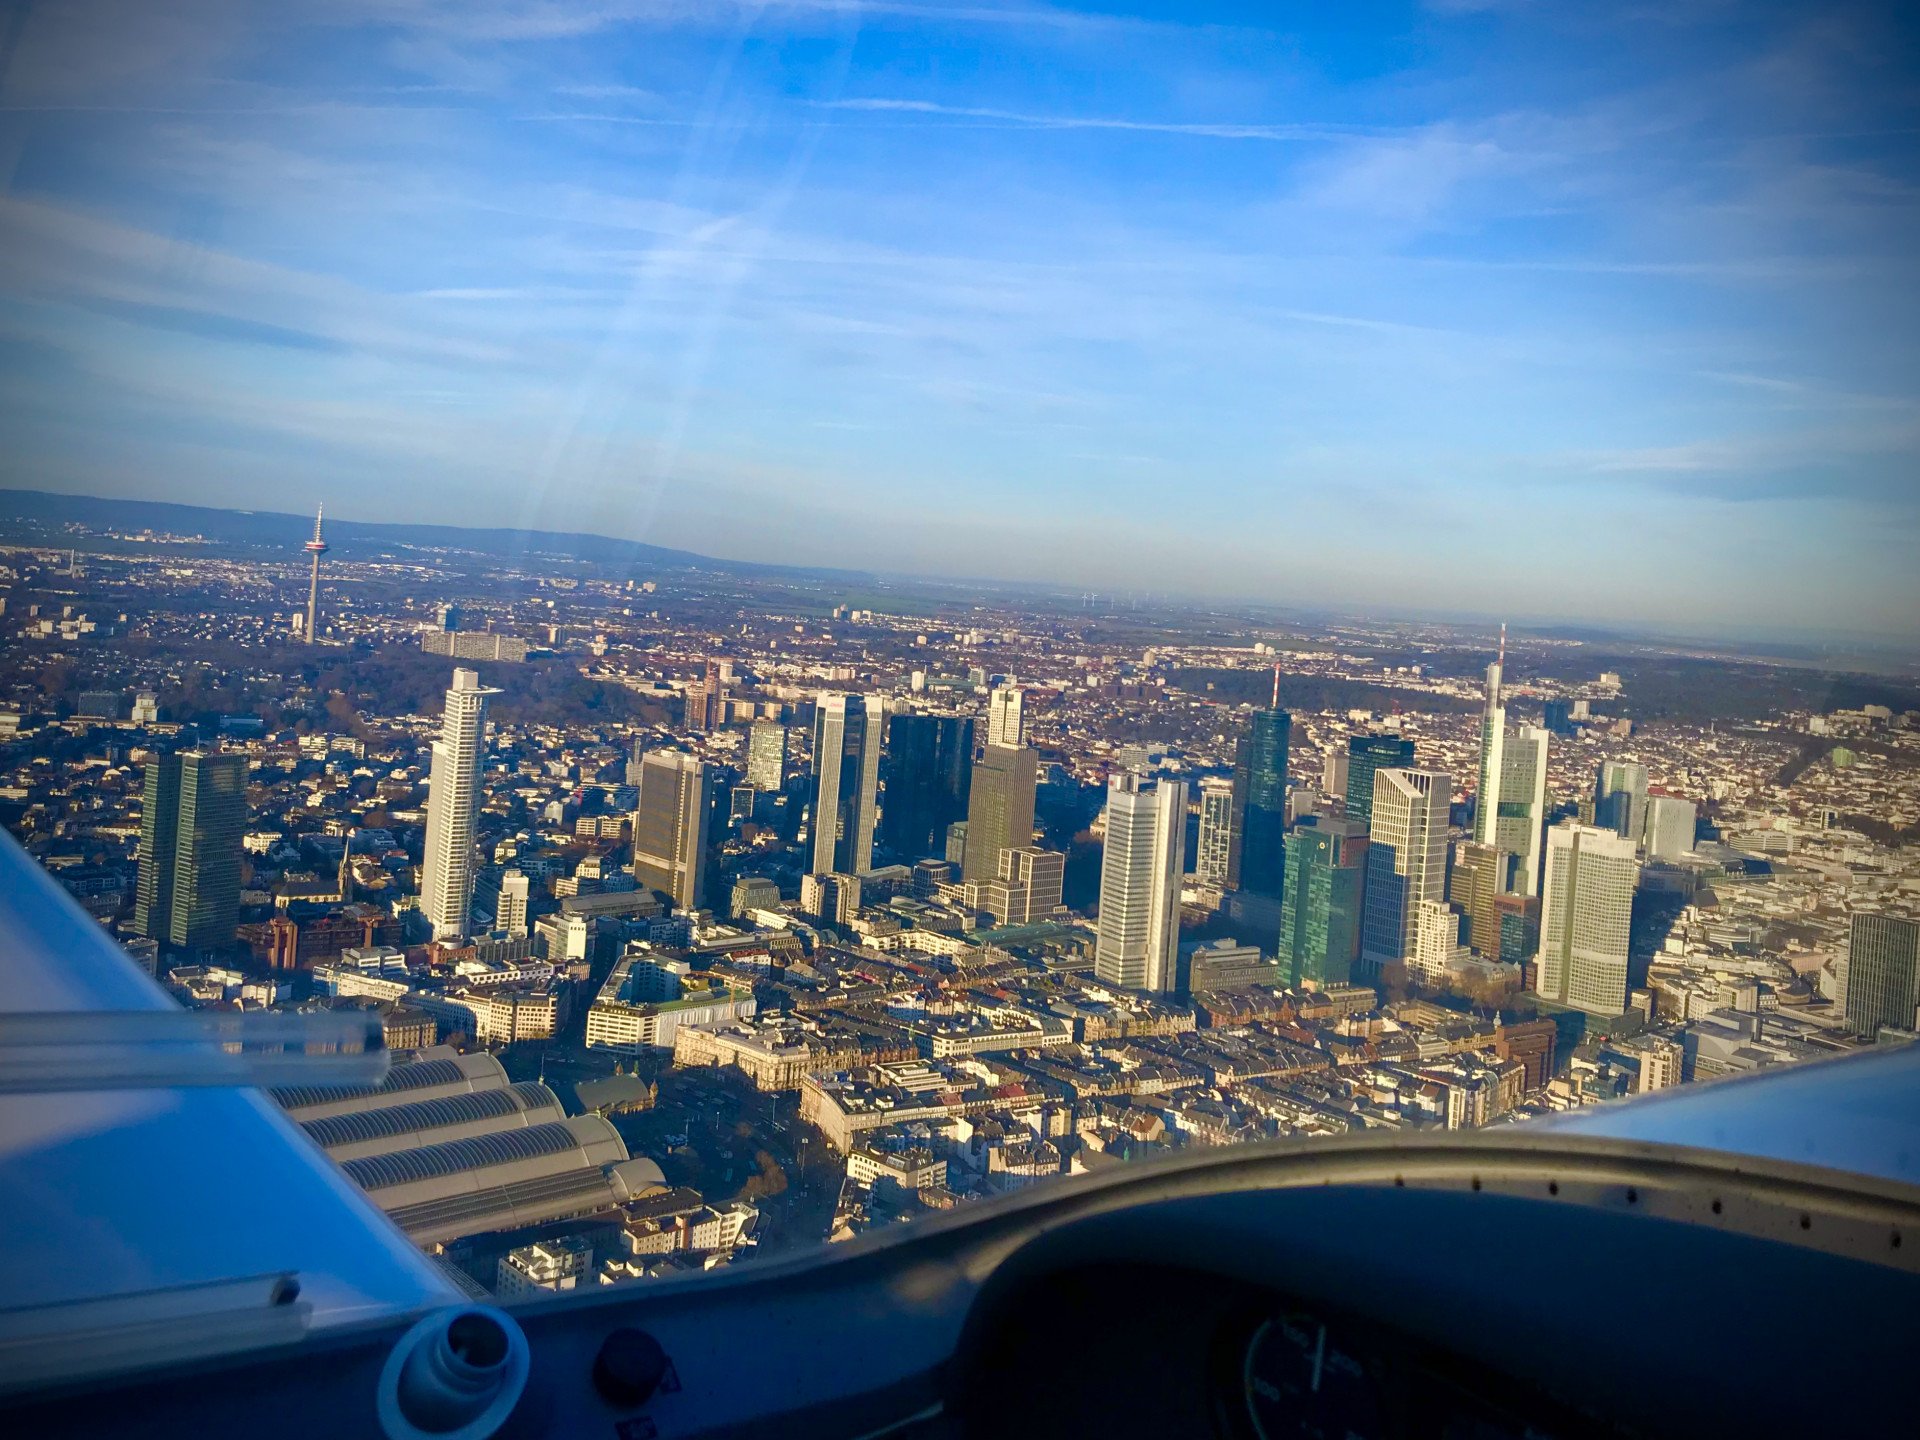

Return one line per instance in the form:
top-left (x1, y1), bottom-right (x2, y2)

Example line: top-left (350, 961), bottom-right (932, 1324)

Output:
top-left (1277, 817), bottom-right (1368, 989)
top-left (1345, 732), bottom-right (1416, 827)
top-left (879, 712), bottom-right (973, 862)
top-left (134, 749), bottom-right (245, 952)
top-left (810, 693), bottom-right (884, 876)
top-left (1230, 708), bottom-right (1291, 898)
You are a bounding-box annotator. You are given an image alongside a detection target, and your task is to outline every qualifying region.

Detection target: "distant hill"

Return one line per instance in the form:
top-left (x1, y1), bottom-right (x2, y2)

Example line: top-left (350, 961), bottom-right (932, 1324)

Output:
top-left (0, 488), bottom-right (868, 582)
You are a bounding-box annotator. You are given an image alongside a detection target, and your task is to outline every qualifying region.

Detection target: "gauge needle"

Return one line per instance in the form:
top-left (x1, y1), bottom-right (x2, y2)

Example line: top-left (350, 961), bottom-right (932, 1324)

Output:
top-left (1310, 1325), bottom-right (1326, 1394)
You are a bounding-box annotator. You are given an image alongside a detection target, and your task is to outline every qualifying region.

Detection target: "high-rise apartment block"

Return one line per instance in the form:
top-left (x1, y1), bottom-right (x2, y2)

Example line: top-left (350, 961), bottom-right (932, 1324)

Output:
top-left (1094, 773), bottom-right (1187, 994)
top-left (746, 721), bottom-right (788, 793)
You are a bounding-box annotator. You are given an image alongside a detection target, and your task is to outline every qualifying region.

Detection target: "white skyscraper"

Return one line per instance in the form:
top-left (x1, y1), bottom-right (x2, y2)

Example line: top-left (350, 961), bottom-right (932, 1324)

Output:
top-left (1195, 776), bottom-right (1236, 887)
top-left (1536, 822), bottom-right (1640, 1015)
top-left (1410, 897), bottom-right (1466, 982)
top-left (1642, 795), bottom-right (1697, 862)
top-left (1094, 773), bottom-right (1187, 993)
top-left (1361, 768), bottom-right (1451, 974)
top-left (421, 668), bottom-right (499, 941)
top-left (986, 686), bottom-right (1025, 748)
top-left (1472, 640), bottom-right (1549, 896)
top-left (494, 868), bottom-right (530, 936)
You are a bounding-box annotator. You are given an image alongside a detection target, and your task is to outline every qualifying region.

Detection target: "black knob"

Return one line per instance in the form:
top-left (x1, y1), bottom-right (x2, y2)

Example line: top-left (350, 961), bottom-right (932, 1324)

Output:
top-left (593, 1327), bottom-right (670, 1408)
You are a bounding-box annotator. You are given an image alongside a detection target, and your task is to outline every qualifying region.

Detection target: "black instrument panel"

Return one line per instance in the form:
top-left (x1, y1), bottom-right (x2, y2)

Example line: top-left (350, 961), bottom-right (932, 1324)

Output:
top-left (953, 1262), bottom-right (1613, 1440)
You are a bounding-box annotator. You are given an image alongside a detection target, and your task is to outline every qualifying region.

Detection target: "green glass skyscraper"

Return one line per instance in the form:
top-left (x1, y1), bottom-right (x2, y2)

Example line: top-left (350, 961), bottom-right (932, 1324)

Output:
top-left (1277, 817), bottom-right (1369, 989)
top-left (1845, 913), bottom-right (1920, 1040)
top-left (1345, 733), bottom-right (1416, 827)
top-left (134, 749), bottom-right (245, 952)
top-left (1229, 707), bottom-right (1291, 899)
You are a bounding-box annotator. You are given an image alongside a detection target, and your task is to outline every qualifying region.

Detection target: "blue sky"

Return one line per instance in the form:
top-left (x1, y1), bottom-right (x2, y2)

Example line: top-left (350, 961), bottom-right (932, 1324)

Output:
top-left (1, 1), bottom-right (1916, 641)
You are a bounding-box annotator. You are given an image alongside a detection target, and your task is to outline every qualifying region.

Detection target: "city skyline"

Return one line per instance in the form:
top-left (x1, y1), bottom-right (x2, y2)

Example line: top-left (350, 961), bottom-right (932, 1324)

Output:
top-left (0, 4), bottom-right (1916, 640)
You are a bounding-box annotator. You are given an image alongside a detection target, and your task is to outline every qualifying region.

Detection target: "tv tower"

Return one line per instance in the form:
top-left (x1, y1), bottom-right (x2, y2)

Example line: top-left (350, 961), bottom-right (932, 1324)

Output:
top-left (303, 507), bottom-right (328, 645)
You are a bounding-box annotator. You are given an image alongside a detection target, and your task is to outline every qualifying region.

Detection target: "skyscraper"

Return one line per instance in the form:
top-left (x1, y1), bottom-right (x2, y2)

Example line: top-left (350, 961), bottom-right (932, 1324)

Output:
top-left (421, 668), bottom-right (499, 941)
top-left (632, 749), bottom-right (714, 910)
top-left (1360, 768), bottom-right (1450, 974)
top-left (302, 507), bottom-right (328, 645)
top-left (1194, 776), bottom-right (1236, 887)
top-left (1450, 840), bottom-right (1504, 956)
top-left (1277, 816), bottom-right (1368, 989)
top-left (986, 686), bottom-right (1025, 748)
top-left (746, 720), bottom-right (788, 793)
top-left (880, 712), bottom-right (974, 861)
top-left (133, 749), bottom-right (245, 951)
top-left (810, 693), bottom-right (883, 876)
top-left (962, 744), bottom-right (1038, 882)
top-left (1535, 822), bottom-right (1640, 1016)
top-left (1094, 773), bottom-right (1187, 994)
top-left (1595, 760), bottom-right (1650, 843)
top-left (1843, 913), bottom-right (1920, 1039)
top-left (1642, 795), bottom-right (1698, 862)
top-left (1229, 707), bottom-right (1291, 900)
top-left (1471, 637), bottom-right (1549, 896)
top-left (1346, 733), bottom-right (1416, 827)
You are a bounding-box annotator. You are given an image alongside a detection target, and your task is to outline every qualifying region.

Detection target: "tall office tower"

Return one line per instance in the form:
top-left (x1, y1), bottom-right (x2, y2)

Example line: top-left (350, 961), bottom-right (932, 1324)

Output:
top-left (1843, 913), bottom-right (1920, 1039)
top-left (962, 744), bottom-right (1038, 882)
top-left (810, 693), bottom-right (883, 876)
top-left (986, 686), bottom-right (1025, 748)
top-left (1093, 773), bottom-right (1187, 993)
top-left (421, 668), bottom-right (499, 941)
top-left (1535, 823), bottom-right (1640, 1016)
top-left (631, 750), bottom-right (714, 910)
top-left (685, 659), bottom-right (723, 733)
top-left (1470, 636), bottom-right (1549, 895)
top-left (1360, 768), bottom-right (1450, 974)
top-left (1594, 760), bottom-right (1650, 843)
top-left (746, 721), bottom-right (788, 793)
top-left (944, 821), bottom-right (968, 868)
top-left (880, 712), bottom-right (974, 861)
top-left (1481, 726), bottom-right (1550, 896)
top-left (624, 738), bottom-right (647, 788)
top-left (302, 507), bottom-right (328, 646)
top-left (133, 749), bottom-right (245, 951)
top-left (1321, 750), bottom-right (1349, 808)
top-left (1450, 840), bottom-right (1505, 957)
top-left (1345, 733), bottom-right (1416, 828)
top-left (1229, 707), bottom-right (1291, 899)
top-left (1543, 699), bottom-right (1575, 737)
top-left (1474, 643), bottom-right (1506, 849)
top-left (1194, 776), bottom-right (1237, 887)
top-left (1642, 795), bottom-right (1698, 862)
top-left (1410, 898), bottom-right (1466, 981)
top-left (1277, 817), bottom-right (1368, 989)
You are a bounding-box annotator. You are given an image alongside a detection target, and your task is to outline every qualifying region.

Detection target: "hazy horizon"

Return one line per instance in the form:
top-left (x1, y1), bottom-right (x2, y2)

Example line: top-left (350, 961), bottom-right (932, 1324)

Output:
top-left (1, 2), bottom-right (1916, 640)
